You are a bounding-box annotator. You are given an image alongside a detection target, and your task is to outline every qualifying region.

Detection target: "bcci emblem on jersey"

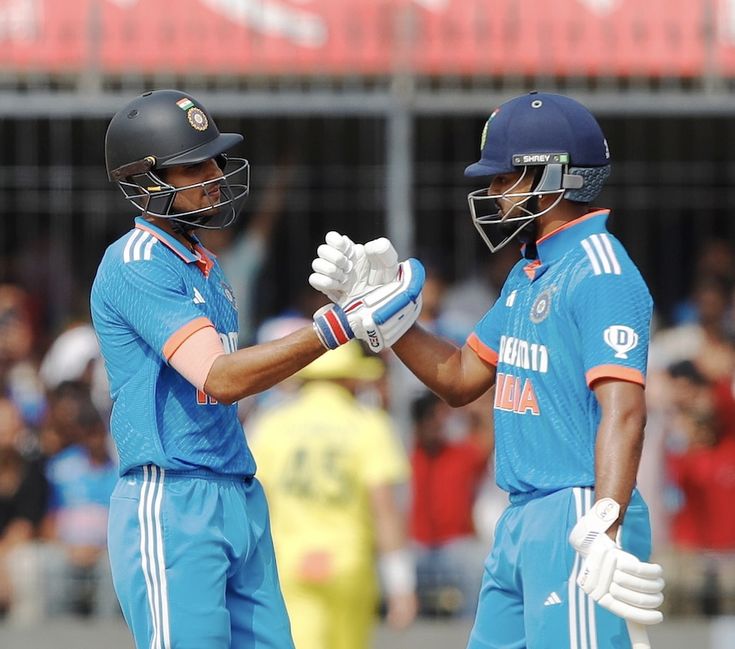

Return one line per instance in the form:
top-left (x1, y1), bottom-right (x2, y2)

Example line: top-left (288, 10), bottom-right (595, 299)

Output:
top-left (530, 288), bottom-right (554, 324)
top-left (221, 281), bottom-right (237, 310)
top-left (603, 325), bottom-right (639, 359)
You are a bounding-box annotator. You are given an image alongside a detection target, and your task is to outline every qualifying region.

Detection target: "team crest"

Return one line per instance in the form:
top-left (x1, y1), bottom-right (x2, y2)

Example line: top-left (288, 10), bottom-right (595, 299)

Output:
top-left (187, 107), bottom-right (208, 131)
top-left (221, 281), bottom-right (237, 310)
top-left (530, 287), bottom-right (554, 324)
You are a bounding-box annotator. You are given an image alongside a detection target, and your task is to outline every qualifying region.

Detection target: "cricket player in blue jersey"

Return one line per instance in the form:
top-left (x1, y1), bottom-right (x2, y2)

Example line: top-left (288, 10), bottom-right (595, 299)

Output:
top-left (309, 92), bottom-right (666, 648)
top-left (91, 89), bottom-right (424, 649)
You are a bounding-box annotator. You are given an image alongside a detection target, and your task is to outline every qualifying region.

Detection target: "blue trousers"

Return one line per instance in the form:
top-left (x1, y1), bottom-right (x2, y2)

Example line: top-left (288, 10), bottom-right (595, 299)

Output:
top-left (108, 466), bottom-right (294, 649)
top-left (467, 486), bottom-right (652, 649)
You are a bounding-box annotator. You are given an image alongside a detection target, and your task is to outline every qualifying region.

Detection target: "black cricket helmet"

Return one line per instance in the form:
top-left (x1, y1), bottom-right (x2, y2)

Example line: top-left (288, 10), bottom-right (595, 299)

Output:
top-left (105, 89), bottom-right (249, 229)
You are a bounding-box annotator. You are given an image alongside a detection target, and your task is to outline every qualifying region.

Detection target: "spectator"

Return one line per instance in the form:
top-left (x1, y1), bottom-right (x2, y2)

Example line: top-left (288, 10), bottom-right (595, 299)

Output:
top-left (38, 381), bottom-right (94, 458)
top-left (409, 392), bottom-right (489, 617)
top-left (0, 285), bottom-right (46, 430)
top-left (42, 398), bottom-right (118, 618)
top-left (249, 341), bottom-right (417, 649)
top-left (671, 240), bottom-right (735, 326)
top-left (39, 322), bottom-right (110, 418)
top-left (0, 396), bottom-right (48, 624)
top-left (659, 361), bottom-right (735, 616)
top-left (649, 274), bottom-right (735, 383)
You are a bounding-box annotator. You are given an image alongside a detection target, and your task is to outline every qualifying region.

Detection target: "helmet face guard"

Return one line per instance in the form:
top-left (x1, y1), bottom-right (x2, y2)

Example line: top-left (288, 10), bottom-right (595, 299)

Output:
top-left (115, 156), bottom-right (250, 230)
top-left (467, 166), bottom-right (565, 253)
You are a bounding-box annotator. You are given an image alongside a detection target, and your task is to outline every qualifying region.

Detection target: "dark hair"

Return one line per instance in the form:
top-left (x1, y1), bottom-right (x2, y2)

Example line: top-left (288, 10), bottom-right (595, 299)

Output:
top-left (666, 360), bottom-right (708, 386)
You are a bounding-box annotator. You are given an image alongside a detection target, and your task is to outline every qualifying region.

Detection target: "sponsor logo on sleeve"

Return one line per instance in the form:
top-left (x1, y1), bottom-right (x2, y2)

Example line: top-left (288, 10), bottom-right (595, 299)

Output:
top-left (603, 325), bottom-right (638, 359)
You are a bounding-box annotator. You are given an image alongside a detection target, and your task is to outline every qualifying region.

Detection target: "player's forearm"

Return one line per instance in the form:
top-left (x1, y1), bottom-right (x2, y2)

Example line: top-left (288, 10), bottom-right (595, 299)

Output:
top-left (392, 324), bottom-right (491, 407)
top-left (593, 381), bottom-right (646, 537)
top-left (204, 327), bottom-right (324, 403)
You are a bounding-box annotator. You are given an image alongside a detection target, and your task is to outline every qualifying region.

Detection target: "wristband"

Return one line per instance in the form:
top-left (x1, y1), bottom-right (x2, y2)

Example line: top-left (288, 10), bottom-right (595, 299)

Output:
top-left (378, 548), bottom-right (416, 597)
top-left (312, 304), bottom-right (354, 350)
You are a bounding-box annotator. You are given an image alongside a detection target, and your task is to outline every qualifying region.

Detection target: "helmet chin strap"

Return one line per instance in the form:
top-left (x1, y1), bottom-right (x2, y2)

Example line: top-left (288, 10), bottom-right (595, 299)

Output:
top-left (514, 167), bottom-right (544, 258)
top-left (169, 218), bottom-right (202, 253)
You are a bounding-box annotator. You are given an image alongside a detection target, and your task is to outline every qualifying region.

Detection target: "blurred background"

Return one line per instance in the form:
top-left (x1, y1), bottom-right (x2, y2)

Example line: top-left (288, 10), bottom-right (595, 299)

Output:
top-left (1, 0), bottom-right (735, 647)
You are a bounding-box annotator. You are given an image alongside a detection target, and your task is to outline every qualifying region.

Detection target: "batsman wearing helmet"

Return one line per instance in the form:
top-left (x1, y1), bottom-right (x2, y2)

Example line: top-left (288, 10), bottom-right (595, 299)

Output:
top-left (309, 92), bottom-right (665, 648)
top-left (91, 89), bottom-right (424, 649)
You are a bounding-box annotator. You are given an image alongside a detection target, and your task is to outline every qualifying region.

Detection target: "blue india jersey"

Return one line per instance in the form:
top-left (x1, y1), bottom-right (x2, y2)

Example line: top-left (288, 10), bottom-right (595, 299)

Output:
top-left (468, 210), bottom-right (652, 495)
top-left (91, 217), bottom-right (256, 477)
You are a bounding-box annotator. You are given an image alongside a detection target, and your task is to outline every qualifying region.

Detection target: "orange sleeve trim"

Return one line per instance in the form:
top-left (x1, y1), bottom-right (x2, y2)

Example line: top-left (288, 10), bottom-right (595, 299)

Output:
top-left (163, 317), bottom-right (215, 361)
top-left (467, 333), bottom-right (499, 366)
top-left (586, 364), bottom-right (645, 388)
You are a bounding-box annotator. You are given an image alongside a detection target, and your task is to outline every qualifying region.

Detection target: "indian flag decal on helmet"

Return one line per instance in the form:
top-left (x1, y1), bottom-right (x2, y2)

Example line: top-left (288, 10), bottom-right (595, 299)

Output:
top-left (176, 97), bottom-right (194, 110)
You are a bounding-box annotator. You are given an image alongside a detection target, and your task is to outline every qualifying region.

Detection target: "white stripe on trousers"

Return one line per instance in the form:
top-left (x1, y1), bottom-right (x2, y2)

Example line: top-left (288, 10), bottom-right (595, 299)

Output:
top-left (570, 487), bottom-right (598, 649)
top-left (138, 466), bottom-right (171, 649)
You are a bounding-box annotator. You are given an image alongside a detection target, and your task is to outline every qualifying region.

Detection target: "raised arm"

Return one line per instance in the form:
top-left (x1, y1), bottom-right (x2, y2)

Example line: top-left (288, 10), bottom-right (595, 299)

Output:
top-left (392, 324), bottom-right (496, 407)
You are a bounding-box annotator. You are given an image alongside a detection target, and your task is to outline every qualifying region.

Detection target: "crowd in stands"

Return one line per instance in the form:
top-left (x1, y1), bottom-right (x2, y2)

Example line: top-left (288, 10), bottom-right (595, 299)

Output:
top-left (1, 231), bottom-right (734, 629)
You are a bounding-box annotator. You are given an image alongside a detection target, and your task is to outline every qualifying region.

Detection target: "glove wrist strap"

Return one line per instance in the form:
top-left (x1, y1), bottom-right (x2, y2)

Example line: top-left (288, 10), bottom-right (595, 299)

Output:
top-left (313, 304), bottom-right (354, 350)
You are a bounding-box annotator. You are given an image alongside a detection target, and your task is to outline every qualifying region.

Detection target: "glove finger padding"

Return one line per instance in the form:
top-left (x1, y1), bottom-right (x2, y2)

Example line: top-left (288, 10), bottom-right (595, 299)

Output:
top-left (609, 581), bottom-right (665, 609)
top-left (577, 547), bottom-right (617, 601)
top-left (615, 553), bottom-right (664, 579)
top-left (613, 568), bottom-right (666, 594)
top-left (309, 270), bottom-right (345, 304)
top-left (312, 257), bottom-right (347, 282)
top-left (577, 545), bottom-right (665, 625)
top-left (325, 230), bottom-right (353, 257)
top-left (597, 594), bottom-right (664, 626)
top-left (365, 237), bottom-right (398, 286)
top-left (317, 243), bottom-right (352, 271)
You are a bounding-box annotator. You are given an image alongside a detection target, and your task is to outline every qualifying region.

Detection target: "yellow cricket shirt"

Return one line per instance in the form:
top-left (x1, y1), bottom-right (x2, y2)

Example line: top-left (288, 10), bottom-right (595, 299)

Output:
top-left (250, 381), bottom-right (409, 578)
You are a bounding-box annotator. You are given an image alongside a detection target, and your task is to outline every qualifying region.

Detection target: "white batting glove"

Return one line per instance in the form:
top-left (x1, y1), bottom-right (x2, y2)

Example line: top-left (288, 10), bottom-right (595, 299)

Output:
top-left (312, 258), bottom-right (424, 352)
top-left (309, 231), bottom-right (399, 304)
top-left (569, 498), bottom-right (665, 626)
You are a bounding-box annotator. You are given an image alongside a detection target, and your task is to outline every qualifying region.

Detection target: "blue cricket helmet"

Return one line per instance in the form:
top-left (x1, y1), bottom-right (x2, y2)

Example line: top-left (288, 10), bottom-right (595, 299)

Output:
top-left (465, 92), bottom-right (611, 253)
top-left (465, 91), bottom-right (610, 179)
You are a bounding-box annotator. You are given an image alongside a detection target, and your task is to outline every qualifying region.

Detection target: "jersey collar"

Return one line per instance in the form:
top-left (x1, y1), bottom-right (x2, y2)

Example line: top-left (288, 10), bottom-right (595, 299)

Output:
top-left (519, 209), bottom-right (610, 281)
top-left (536, 209), bottom-right (611, 264)
top-left (134, 217), bottom-right (214, 276)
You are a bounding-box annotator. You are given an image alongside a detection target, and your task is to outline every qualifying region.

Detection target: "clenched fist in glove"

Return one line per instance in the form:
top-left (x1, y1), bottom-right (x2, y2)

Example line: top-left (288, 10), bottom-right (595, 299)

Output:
top-left (569, 498), bottom-right (665, 627)
top-left (310, 232), bottom-right (424, 353)
top-left (309, 231), bottom-right (400, 304)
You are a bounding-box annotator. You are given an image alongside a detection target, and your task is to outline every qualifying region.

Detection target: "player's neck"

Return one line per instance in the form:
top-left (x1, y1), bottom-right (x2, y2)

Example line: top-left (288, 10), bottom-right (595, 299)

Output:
top-left (144, 215), bottom-right (198, 252)
top-left (535, 202), bottom-right (590, 241)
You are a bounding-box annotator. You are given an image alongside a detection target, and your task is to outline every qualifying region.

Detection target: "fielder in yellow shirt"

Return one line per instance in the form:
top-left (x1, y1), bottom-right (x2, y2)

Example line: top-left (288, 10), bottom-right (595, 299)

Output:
top-left (249, 341), bottom-right (417, 649)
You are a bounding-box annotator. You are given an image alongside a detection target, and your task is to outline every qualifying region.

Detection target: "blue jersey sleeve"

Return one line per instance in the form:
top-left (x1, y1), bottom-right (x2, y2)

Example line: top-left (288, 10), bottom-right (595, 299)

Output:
top-left (571, 270), bottom-right (652, 387)
top-left (100, 258), bottom-right (211, 361)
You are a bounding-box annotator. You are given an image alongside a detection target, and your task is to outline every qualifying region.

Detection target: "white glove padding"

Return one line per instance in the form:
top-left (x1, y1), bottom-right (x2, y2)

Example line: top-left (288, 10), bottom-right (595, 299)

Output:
top-left (344, 258), bottom-right (424, 352)
top-left (569, 498), bottom-right (665, 626)
top-left (309, 231), bottom-right (398, 304)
